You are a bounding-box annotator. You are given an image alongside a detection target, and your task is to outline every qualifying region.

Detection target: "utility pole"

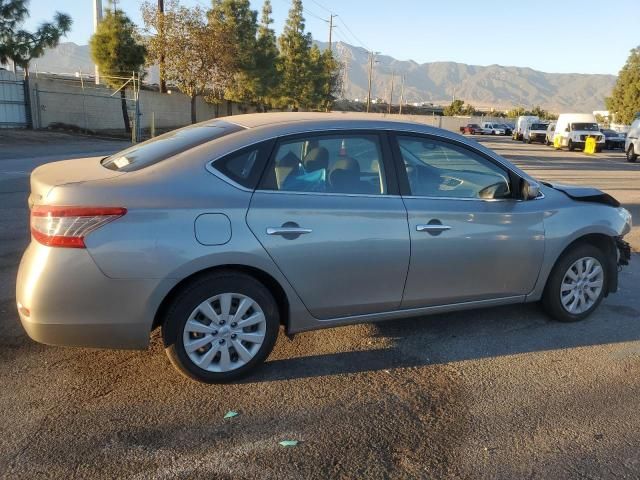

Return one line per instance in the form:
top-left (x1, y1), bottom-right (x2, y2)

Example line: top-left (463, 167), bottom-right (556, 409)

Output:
top-left (93, 0), bottom-right (103, 85)
top-left (366, 52), bottom-right (379, 113)
top-left (326, 14), bottom-right (338, 51)
top-left (388, 71), bottom-right (394, 114)
top-left (399, 74), bottom-right (405, 115)
top-left (158, 0), bottom-right (166, 93)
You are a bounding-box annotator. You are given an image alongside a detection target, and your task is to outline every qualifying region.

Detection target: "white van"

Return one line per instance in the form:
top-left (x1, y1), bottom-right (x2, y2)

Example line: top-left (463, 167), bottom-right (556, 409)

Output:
top-left (513, 116), bottom-right (539, 140)
top-left (523, 122), bottom-right (549, 144)
top-left (626, 117), bottom-right (640, 162)
top-left (553, 113), bottom-right (605, 152)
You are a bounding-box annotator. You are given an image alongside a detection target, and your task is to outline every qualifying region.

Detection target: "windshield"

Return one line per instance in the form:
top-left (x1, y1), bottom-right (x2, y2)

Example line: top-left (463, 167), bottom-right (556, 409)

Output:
top-left (102, 120), bottom-right (244, 171)
top-left (571, 123), bottom-right (599, 132)
top-left (531, 124), bottom-right (548, 130)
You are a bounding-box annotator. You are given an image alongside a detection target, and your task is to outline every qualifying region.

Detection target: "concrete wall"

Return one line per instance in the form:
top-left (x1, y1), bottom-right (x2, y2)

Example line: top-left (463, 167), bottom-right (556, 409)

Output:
top-left (28, 76), bottom-right (252, 135)
top-left (26, 75), bottom-right (511, 137)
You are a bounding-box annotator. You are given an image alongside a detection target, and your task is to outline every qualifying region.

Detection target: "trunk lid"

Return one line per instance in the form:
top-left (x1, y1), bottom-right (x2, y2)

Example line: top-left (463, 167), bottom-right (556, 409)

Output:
top-left (29, 157), bottom-right (124, 207)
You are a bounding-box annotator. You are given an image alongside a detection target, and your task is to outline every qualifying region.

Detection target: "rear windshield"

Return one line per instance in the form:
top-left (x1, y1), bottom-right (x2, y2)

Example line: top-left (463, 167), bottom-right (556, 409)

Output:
top-left (571, 123), bottom-right (599, 132)
top-left (102, 120), bottom-right (244, 171)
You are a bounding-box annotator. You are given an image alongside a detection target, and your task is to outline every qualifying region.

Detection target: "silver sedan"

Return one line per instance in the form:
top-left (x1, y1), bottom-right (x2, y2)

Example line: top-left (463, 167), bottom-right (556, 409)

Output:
top-left (17, 113), bottom-right (632, 383)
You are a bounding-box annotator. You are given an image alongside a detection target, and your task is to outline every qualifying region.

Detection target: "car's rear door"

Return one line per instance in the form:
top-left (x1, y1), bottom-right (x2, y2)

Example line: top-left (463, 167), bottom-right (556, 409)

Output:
top-left (247, 130), bottom-right (410, 320)
top-left (390, 133), bottom-right (545, 308)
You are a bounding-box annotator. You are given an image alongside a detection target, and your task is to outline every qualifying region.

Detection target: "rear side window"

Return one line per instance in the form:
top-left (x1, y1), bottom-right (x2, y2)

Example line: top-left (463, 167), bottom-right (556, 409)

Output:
top-left (259, 133), bottom-right (386, 195)
top-left (212, 140), bottom-right (274, 189)
top-left (102, 120), bottom-right (244, 171)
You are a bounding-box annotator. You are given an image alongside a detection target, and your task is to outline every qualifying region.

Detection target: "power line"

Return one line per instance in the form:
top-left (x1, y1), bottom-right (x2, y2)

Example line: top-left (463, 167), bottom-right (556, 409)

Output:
top-left (336, 16), bottom-right (370, 51)
top-left (308, 0), bottom-right (333, 13)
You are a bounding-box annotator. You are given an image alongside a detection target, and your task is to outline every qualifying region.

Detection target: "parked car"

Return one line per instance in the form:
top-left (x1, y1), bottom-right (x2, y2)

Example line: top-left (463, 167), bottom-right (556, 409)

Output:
top-left (513, 116), bottom-right (539, 141)
top-left (524, 122), bottom-right (549, 144)
top-left (17, 113), bottom-right (632, 383)
top-left (553, 114), bottom-right (605, 152)
top-left (600, 129), bottom-right (626, 150)
top-left (460, 123), bottom-right (485, 135)
top-left (626, 118), bottom-right (640, 162)
top-left (482, 122), bottom-right (506, 135)
top-left (497, 123), bottom-right (513, 136)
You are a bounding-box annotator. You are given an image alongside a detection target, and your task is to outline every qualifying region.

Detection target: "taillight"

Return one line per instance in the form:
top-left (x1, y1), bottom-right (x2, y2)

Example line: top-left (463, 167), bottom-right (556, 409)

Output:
top-left (30, 206), bottom-right (127, 248)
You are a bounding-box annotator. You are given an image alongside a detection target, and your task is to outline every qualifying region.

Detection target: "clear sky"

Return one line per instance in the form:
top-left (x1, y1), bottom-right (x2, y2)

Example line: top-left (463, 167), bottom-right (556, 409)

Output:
top-left (23, 0), bottom-right (638, 75)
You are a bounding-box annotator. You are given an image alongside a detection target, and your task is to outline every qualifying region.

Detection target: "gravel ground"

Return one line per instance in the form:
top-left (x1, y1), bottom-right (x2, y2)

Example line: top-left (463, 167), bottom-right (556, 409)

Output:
top-left (0, 132), bottom-right (639, 479)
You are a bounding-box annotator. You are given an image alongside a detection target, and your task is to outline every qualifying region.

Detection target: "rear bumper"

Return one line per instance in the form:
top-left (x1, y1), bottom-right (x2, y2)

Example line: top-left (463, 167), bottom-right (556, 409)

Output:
top-left (16, 242), bottom-right (166, 350)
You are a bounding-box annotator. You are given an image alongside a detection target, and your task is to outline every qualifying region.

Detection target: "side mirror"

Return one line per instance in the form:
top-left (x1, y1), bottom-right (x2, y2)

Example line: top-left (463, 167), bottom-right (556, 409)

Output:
top-left (522, 179), bottom-right (541, 200)
top-left (565, 127), bottom-right (570, 132)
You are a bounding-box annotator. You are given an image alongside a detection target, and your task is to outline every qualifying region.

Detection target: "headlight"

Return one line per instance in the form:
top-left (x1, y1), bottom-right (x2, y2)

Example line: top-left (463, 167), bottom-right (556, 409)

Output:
top-left (618, 207), bottom-right (632, 229)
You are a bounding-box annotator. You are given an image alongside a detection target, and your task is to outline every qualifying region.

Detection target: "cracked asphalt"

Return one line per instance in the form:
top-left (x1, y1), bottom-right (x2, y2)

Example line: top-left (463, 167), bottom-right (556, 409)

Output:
top-left (1, 131), bottom-right (639, 479)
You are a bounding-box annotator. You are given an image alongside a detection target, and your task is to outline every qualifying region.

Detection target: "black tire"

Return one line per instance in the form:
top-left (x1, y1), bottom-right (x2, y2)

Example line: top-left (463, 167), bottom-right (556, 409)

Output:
top-left (527, 138), bottom-right (532, 144)
top-left (162, 271), bottom-right (280, 383)
top-left (545, 138), bottom-right (551, 146)
top-left (627, 145), bottom-right (637, 163)
top-left (595, 146), bottom-right (602, 153)
top-left (542, 244), bottom-right (608, 322)
top-left (568, 139), bottom-right (574, 151)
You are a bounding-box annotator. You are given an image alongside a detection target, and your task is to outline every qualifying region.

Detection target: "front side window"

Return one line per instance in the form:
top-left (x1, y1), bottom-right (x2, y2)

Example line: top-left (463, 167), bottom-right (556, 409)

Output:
top-left (260, 134), bottom-right (386, 195)
top-left (397, 136), bottom-right (511, 200)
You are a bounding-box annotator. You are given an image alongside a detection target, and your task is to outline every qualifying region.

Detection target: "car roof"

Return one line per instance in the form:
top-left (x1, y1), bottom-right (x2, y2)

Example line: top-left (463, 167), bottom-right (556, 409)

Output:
top-left (219, 112), bottom-right (466, 137)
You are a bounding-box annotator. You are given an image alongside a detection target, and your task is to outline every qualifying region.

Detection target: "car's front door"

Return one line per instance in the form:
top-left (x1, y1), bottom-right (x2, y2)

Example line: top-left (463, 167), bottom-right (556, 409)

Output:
top-left (391, 134), bottom-right (545, 308)
top-left (247, 131), bottom-right (410, 320)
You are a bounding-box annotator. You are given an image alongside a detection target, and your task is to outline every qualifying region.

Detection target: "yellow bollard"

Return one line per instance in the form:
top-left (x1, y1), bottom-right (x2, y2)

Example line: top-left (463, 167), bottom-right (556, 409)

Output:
top-left (553, 135), bottom-right (562, 149)
top-left (584, 137), bottom-right (596, 155)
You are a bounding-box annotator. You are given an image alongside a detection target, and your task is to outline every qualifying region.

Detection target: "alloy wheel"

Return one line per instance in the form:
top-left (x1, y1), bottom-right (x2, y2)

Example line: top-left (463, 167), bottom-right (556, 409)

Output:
top-left (182, 293), bottom-right (267, 372)
top-left (559, 257), bottom-right (604, 315)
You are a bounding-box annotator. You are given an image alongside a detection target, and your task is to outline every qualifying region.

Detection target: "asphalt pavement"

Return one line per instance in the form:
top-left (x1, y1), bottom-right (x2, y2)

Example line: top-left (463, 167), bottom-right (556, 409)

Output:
top-left (1, 131), bottom-right (639, 479)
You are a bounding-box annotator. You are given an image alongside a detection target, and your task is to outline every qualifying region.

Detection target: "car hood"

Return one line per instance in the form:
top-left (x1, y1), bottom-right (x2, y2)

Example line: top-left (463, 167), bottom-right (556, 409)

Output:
top-left (542, 182), bottom-right (620, 207)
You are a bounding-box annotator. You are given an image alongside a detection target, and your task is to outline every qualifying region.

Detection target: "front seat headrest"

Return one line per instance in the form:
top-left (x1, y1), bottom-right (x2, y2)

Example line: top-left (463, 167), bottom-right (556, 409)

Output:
top-left (330, 157), bottom-right (361, 191)
top-left (303, 147), bottom-right (329, 172)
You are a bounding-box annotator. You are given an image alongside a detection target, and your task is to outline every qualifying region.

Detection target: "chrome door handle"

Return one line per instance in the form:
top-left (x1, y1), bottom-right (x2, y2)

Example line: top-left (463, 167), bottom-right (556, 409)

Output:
top-left (416, 224), bottom-right (452, 233)
top-left (266, 227), bottom-right (313, 236)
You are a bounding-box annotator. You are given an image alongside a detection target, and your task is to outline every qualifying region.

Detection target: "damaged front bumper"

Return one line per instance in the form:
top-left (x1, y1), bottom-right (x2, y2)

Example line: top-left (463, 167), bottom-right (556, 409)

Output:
top-left (616, 237), bottom-right (631, 266)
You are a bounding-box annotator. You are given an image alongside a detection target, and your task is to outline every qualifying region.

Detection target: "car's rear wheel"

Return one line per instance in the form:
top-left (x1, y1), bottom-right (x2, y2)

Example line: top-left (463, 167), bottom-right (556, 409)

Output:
top-left (627, 145), bottom-right (637, 162)
top-left (163, 271), bottom-right (280, 383)
top-left (542, 244), bottom-right (607, 322)
top-left (568, 139), bottom-right (574, 151)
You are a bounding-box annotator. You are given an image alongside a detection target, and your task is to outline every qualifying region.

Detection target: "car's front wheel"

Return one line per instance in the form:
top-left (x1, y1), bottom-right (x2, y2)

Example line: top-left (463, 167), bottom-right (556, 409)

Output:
top-left (162, 271), bottom-right (280, 383)
top-left (542, 244), bottom-right (607, 322)
top-left (627, 145), bottom-right (637, 163)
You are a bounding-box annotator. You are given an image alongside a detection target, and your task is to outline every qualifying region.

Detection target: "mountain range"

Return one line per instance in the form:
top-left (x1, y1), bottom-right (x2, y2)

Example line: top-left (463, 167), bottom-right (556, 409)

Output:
top-left (30, 41), bottom-right (616, 113)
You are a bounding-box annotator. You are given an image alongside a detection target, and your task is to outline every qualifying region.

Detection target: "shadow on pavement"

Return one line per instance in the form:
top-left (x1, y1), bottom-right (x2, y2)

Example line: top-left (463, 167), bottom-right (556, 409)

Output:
top-left (249, 288), bottom-right (640, 383)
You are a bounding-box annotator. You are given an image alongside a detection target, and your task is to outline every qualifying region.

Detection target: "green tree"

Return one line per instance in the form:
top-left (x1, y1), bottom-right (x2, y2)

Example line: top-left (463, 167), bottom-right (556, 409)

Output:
top-left (0, 0), bottom-right (27, 33)
top-left (208, 0), bottom-right (258, 107)
top-left (254, 0), bottom-right (279, 110)
top-left (0, 0), bottom-right (71, 75)
top-left (506, 106), bottom-right (526, 118)
top-left (606, 46), bottom-right (640, 125)
top-left (307, 46), bottom-right (341, 111)
top-left (90, 7), bottom-right (146, 134)
top-left (142, 1), bottom-right (234, 123)
top-left (443, 99), bottom-right (467, 116)
top-left (277, 0), bottom-right (312, 110)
